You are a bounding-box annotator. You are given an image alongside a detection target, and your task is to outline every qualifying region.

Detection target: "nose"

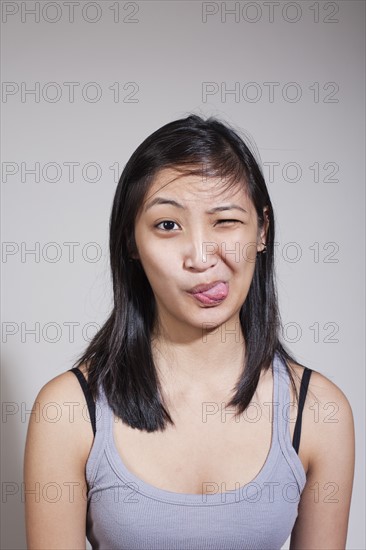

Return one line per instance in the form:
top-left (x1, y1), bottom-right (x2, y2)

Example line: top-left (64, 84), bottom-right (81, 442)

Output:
top-left (183, 233), bottom-right (219, 272)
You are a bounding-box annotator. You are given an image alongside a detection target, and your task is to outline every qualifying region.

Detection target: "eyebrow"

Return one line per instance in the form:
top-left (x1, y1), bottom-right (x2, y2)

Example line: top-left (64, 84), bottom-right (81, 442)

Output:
top-left (144, 197), bottom-right (248, 214)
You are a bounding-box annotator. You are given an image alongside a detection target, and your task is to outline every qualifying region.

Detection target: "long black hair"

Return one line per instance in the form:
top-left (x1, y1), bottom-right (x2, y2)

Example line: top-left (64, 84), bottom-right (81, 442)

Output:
top-left (71, 114), bottom-right (306, 431)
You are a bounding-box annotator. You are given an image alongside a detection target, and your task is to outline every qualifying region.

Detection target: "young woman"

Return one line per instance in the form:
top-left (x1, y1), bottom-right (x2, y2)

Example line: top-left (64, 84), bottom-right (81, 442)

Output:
top-left (24, 115), bottom-right (355, 549)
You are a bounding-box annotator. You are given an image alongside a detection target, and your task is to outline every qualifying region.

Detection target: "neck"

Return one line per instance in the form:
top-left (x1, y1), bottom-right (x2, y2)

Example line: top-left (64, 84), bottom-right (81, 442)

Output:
top-left (151, 315), bottom-right (246, 402)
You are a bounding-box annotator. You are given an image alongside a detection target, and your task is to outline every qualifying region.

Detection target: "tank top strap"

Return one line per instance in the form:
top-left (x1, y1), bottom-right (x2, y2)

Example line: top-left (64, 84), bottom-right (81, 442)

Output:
top-left (85, 380), bottom-right (112, 487)
top-left (69, 367), bottom-right (97, 436)
top-left (94, 380), bottom-right (110, 428)
top-left (271, 352), bottom-right (280, 433)
top-left (292, 367), bottom-right (312, 453)
top-left (272, 351), bottom-right (307, 491)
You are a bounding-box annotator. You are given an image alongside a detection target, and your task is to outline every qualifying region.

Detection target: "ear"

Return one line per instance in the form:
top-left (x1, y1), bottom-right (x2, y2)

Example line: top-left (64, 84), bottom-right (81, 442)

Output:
top-left (257, 206), bottom-right (270, 253)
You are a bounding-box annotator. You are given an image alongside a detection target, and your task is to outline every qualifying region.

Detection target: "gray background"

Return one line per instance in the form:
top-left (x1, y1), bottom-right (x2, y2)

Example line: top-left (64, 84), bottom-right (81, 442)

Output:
top-left (1, 1), bottom-right (365, 548)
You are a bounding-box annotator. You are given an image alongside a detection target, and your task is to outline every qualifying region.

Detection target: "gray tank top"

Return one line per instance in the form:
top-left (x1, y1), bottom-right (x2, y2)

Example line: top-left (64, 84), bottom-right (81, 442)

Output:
top-left (80, 351), bottom-right (308, 549)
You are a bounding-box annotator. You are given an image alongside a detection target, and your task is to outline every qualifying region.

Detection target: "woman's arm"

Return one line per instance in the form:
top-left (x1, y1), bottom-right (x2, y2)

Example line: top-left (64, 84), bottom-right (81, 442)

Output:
top-left (290, 370), bottom-right (355, 549)
top-left (24, 371), bottom-right (93, 549)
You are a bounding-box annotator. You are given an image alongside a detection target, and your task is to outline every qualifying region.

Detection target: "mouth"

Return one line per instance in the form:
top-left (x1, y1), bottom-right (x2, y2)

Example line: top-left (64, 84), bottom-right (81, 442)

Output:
top-left (187, 281), bottom-right (229, 305)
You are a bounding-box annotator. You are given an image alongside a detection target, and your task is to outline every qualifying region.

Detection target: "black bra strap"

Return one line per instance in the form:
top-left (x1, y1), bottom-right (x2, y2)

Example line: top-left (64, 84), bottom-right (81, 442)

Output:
top-left (292, 367), bottom-right (312, 454)
top-left (69, 367), bottom-right (96, 437)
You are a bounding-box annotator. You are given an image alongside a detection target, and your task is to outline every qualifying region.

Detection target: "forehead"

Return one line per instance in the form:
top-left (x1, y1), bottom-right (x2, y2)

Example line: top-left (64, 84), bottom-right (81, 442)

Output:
top-left (142, 167), bottom-right (250, 208)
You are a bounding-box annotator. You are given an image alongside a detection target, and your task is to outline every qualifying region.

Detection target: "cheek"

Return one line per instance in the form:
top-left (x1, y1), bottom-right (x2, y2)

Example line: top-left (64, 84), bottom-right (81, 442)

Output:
top-left (244, 241), bottom-right (258, 263)
top-left (138, 247), bottom-right (177, 293)
top-left (221, 237), bottom-right (258, 268)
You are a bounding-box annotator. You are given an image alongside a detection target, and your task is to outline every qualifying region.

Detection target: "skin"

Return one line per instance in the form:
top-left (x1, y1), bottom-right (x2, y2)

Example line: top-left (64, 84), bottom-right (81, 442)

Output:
top-left (24, 167), bottom-right (355, 549)
top-left (132, 167), bottom-right (269, 400)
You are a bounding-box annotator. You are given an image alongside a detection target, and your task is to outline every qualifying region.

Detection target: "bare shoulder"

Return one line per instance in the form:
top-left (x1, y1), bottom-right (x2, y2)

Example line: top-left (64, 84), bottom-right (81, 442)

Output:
top-left (24, 363), bottom-right (94, 548)
top-left (31, 363), bottom-right (94, 464)
top-left (287, 359), bottom-right (355, 468)
top-left (287, 359), bottom-right (353, 415)
top-left (37, 361), bottom-right (91, 407)
top-left (287, 360), bottom-right (355, 548)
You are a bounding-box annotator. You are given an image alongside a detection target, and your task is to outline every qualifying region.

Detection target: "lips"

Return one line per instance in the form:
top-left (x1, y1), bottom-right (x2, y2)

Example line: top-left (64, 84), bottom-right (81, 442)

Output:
top-left (188, 280), bottom-right (226, 294)
top-left (187, 281), bottom-right (229, 304)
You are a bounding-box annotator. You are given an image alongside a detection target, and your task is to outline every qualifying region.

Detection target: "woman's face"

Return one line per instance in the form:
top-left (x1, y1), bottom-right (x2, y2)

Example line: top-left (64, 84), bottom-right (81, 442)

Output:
top-left (132, 167), bottom-right (268, 336)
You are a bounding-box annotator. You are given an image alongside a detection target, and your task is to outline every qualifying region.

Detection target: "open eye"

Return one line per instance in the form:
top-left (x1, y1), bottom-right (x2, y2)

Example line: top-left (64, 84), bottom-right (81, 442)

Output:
top-left (154, 220), bottom-right (180, 231)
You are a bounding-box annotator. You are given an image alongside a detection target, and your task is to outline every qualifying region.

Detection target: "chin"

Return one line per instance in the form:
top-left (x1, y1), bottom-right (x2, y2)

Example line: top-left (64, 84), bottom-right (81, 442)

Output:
top-left (188, 308), bottom-right (233, 326)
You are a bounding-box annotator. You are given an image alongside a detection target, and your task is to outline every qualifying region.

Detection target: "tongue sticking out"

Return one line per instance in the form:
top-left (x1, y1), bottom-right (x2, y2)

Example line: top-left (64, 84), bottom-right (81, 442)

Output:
top-left (197, 282), bottom-right (228, 300)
